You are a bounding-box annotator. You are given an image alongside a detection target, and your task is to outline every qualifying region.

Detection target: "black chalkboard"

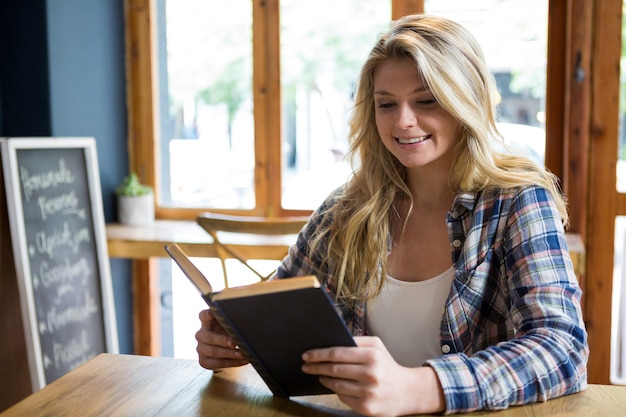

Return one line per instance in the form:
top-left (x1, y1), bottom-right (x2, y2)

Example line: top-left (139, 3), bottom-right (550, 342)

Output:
top-left (1, 137), bottom-right (117, 391)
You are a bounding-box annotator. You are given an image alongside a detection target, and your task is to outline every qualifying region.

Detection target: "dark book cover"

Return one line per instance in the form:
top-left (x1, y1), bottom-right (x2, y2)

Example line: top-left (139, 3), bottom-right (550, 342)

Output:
top-left (206, 286), bottom-right (356, 396)
top-left (164, 243), bottom-right (356, 397)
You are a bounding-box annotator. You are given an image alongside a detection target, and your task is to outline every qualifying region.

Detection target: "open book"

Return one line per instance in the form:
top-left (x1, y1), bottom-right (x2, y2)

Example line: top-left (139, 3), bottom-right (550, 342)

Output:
top-left (164, 243), bottom-right (356, 397)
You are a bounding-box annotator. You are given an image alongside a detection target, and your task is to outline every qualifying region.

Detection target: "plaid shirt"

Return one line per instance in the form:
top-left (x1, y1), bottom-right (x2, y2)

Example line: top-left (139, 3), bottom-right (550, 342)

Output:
top-left (275, 185), bottom-right (588, 414)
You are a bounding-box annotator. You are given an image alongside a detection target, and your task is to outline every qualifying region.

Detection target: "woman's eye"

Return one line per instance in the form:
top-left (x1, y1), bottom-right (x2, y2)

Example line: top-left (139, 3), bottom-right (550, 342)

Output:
top-left (377, 102), bottom-right (395, 109)
top-left (417, 98), bottom-right (437, 106)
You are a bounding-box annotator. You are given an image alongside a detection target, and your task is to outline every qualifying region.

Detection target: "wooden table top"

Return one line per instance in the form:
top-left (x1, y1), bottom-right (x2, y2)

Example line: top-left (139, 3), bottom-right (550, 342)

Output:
top-left (106, 220), bottom-right (295, 260)
top-left (3, 353), bottom-right (623, 417)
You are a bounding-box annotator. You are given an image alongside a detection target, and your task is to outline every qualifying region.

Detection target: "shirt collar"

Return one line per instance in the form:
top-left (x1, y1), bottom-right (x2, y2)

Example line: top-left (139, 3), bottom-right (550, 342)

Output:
top-left (453, 191), bottom-right (478, 215)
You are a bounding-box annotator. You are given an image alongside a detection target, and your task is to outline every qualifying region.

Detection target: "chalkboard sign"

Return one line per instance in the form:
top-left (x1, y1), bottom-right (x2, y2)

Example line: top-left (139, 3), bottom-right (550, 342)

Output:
top-left (1, 137), bottom-right (118, 391)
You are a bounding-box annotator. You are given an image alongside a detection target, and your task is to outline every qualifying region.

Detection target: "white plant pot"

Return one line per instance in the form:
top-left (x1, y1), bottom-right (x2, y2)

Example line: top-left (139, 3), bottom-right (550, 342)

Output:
top-left (117, 193), bottom-right (154, 225)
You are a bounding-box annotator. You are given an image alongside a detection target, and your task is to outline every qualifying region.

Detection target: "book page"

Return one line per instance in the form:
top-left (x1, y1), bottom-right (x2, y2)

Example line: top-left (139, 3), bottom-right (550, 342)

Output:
top-left (214, 275), bottom-right (320, 300)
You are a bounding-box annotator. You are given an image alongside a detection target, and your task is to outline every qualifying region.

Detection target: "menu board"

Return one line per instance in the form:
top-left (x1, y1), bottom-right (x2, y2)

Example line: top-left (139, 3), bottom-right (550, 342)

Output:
top-left (1, 137), bottom-right (118, 391)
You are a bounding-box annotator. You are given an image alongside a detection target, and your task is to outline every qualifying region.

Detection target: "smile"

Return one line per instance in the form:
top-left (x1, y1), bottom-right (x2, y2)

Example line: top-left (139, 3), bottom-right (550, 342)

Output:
top-left (397, 135), bottom-right (431, 144)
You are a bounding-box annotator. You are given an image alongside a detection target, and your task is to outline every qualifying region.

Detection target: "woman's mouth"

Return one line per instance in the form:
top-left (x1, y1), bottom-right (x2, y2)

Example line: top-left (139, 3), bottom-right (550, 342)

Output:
top-left (397, 135), bottom-right (431, 144)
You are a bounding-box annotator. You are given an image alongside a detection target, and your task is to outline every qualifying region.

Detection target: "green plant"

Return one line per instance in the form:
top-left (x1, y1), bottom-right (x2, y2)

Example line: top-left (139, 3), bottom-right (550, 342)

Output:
top-left (115, 173), bottom-right (152, 197)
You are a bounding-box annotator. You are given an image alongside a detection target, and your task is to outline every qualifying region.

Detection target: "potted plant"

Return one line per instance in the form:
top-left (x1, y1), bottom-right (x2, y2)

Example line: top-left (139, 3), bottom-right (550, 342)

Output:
top-left (115, 173), bottom-right (154, 225)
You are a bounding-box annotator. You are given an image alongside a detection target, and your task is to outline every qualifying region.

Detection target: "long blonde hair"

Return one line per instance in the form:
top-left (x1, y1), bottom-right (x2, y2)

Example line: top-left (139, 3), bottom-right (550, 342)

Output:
top-left (309, 14), bottom-right (567, 302)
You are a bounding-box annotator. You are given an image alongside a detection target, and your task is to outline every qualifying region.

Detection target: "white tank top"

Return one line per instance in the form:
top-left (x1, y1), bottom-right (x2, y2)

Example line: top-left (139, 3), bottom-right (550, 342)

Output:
top-left (366, 267), bottom-right (455, 367)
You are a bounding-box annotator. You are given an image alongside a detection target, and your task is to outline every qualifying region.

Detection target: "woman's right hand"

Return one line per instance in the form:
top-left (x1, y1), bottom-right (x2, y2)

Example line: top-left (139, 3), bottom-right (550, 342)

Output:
top-left (195, 309), bottom-right (249, 370)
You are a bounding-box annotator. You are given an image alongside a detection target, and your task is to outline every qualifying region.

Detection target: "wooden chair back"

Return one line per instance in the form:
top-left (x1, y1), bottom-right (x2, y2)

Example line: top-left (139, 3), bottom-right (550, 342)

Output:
top-left (196, 212), bottom-right (309, 287)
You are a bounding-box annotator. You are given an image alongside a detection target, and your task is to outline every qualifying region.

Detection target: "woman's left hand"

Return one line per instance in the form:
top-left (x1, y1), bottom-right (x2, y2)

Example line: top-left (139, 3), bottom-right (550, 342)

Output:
top-left (301, 336), bottom-right (445, 417)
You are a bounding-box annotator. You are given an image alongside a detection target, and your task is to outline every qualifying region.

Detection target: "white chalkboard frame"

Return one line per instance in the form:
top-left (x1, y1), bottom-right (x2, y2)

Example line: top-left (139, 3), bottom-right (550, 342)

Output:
top-left (1, 137), bottom-right (118, 391)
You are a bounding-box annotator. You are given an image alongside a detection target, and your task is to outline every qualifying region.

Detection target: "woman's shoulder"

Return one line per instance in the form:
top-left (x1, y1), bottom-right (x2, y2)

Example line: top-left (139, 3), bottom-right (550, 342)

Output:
top-left (469, 184), bottom-right (560, 223)
top-left (478, 183), bottom-right (555, 204)
top-left (309, 186), bottom-right (347, 221)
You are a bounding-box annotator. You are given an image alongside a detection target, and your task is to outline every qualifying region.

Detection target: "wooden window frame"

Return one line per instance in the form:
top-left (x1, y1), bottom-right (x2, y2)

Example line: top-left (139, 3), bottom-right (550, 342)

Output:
top-left (124, 0), bottom-right (423, 221)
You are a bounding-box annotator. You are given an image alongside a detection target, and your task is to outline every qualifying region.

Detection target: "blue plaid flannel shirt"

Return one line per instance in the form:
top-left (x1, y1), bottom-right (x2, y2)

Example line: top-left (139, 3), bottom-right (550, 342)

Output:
top-left (275, 184), bottom-right (588, 414)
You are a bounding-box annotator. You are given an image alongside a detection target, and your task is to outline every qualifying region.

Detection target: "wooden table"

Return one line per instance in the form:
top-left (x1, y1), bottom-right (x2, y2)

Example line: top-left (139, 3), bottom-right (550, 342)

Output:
top-left (2, 353), bottom-right (624, 417)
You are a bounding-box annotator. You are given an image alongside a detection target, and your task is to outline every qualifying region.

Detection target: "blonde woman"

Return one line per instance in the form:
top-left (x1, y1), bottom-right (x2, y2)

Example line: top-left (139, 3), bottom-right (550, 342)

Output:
top-left (196, 14), bottom-right (588, 416)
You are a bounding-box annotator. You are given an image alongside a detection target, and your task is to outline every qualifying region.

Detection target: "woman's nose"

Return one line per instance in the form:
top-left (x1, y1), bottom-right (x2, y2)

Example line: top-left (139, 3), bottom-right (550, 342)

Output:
top-left (396, 103), bottom-right (417, 129)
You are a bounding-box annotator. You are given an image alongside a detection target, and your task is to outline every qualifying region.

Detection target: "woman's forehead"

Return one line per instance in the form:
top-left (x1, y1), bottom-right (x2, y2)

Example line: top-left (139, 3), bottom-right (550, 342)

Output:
top-left (373, 59), bottom-right (427, 91)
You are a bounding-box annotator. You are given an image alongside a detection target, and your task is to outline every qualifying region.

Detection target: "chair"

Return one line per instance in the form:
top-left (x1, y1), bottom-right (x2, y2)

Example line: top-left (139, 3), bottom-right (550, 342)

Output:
top-left (197, 212), bottom-right (310, 287)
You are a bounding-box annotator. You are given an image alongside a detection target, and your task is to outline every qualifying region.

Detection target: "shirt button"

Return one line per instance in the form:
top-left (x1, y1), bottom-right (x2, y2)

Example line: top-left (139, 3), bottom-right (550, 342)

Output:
top-left (441, 344), bottom-right (451, 354)
top-left (450, 210), bottom-right (459, 219)
top-left (452, 239), bottom-right (462, 248)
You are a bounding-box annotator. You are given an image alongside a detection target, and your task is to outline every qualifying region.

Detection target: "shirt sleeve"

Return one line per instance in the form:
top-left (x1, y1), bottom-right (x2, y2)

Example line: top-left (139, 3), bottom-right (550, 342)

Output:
top-left (426, 186), bottom-right (589, 414)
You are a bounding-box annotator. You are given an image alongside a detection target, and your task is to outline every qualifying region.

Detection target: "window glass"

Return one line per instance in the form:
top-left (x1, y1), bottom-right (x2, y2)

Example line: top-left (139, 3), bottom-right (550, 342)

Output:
top-left (279, 0), bottom-right (391, 209)
top-left (426, 0), bottom-right (548, 166)
top-left (159, 0), bottom-right (254, 209)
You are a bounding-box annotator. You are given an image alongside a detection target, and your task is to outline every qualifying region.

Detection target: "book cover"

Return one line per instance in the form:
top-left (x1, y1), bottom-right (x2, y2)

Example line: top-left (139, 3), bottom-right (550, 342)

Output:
top-left (164, 243), bottom-right (356, 397)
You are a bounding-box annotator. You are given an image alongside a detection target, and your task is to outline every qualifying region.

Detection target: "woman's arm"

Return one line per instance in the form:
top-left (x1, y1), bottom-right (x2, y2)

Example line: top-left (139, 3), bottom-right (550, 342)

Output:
top-left (427, 186), bottom-right (588, 413)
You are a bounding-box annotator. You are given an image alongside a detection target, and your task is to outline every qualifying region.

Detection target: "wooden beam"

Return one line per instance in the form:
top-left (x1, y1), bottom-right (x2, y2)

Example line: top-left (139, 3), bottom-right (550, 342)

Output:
top-left (546, 0), bottom-right (567, 182)
top-left (562, 0), bottom-right (592, 240)
top-left (586, 0), bottom-right (622, 385)
top-left (253, 0), bottom-right (282, 216)
top-left (132, 259), bottom-right (160, 356)
top-left (392, 0), bottom-right (424, 20)
top-left (124, 0), bottom-right (158, 200)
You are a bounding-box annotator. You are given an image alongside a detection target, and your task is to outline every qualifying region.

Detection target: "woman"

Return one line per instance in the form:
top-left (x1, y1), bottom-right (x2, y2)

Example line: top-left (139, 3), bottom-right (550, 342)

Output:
top-left (196, 14), bottom-right (588, 416)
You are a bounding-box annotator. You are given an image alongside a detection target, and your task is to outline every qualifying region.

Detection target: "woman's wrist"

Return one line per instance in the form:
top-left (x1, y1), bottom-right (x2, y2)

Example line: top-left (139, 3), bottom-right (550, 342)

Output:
top-left (400, 366), bottom-right (446, 415)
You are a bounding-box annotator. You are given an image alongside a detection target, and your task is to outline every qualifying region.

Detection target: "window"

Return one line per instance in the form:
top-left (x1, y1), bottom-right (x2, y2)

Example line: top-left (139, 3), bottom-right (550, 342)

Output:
top-left (161, 0), bottom-right (255, 210)
top-left (128, 0), bottom-right (552, 220)
top-left (160, 0), bottom-right (392, 212)
top-left (426, 0), bottom-right (549, 166)
top-left (279, 0), bottom-right (391, 209)
top-left (127, 0), bottom-right (405, 220)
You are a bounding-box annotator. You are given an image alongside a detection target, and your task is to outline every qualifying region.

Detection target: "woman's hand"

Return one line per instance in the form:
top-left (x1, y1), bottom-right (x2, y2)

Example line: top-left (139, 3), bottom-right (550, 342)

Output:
top-left (301, 336), bottom-right (445, 417)
top-left (195, 309), bottom-right (249, 370)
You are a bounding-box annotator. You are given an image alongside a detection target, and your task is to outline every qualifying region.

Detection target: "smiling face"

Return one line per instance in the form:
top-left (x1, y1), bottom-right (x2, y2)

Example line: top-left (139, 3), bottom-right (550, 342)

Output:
top-left (373, 59), bottom-right (463, 174)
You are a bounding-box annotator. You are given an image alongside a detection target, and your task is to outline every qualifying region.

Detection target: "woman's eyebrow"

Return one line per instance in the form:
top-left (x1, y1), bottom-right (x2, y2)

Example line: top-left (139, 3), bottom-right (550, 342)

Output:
top-left (374, 86), bottom-right (430, 96)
